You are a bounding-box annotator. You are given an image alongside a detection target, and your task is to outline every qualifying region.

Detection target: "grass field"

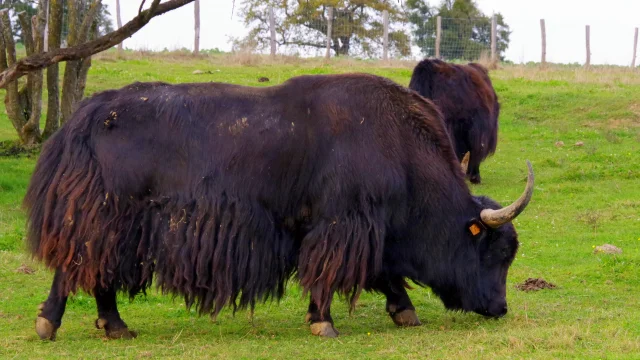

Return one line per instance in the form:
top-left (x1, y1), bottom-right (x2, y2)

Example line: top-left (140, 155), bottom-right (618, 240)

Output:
top-left (1, 52), bottom-right (639, 359)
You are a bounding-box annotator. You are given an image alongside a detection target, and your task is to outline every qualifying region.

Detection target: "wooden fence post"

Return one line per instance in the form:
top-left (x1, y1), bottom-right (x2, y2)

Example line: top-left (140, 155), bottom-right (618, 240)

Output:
top-left (382, 10), bottom-right (389, 61)
top-left (325, 7), bottom-right (333, 59)
top-left (435, 16), bottom-right (441, 58)
top-left (632, 27), bottom-right (638, 68)
top-left (490, 14), bottom-right (497, 63)
top-left (193, 0), bottom-right (200, 55)
top-left (269, 7), bottom-right (276, 57)
top-left (585, 25), bottom-right (591, 67)
top-left (115, 0), bottom-right (122, 54)
top-left (540, 19), bottom-right (546, 65)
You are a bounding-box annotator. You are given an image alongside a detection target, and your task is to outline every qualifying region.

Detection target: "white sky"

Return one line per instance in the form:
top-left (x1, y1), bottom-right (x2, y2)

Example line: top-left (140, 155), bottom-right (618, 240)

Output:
top-left (102, 0), bottom-right (640, 66)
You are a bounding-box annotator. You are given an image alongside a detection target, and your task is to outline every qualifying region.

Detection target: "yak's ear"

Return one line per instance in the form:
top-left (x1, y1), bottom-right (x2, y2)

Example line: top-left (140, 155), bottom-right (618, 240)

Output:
top-left (467, 219), bottom-right (486, 238)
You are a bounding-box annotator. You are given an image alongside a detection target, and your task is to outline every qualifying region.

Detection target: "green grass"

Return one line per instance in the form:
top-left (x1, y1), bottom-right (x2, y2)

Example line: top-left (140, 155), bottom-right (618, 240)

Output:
top-left (1, 54), bottom-right (640, 359)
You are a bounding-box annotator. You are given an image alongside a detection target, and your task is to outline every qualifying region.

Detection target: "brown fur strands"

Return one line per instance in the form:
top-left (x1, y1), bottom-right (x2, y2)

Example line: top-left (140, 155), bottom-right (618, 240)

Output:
top-left (24, 74), bottom-right (470, 319)
top-left (298, 208), bottom-right (386, 315)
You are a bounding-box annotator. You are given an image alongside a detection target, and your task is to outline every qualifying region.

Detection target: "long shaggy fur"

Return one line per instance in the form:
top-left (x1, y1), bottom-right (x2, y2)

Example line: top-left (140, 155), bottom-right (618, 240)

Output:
top-left (24, 74), bottom-right (464, 318)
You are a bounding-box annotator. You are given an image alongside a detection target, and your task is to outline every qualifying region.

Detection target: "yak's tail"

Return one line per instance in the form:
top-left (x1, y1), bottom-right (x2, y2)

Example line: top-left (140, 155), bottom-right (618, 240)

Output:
top-left (24, 127), bottom-right (68, 258)
top-left (22, 98), bottom-right (134, 296)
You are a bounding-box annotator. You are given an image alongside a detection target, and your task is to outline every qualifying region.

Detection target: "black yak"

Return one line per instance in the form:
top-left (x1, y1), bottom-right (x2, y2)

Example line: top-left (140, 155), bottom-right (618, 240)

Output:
top-left (409, 59), bottom-right (500, 184)
top-left (24, 73), bottom-right (533, 340)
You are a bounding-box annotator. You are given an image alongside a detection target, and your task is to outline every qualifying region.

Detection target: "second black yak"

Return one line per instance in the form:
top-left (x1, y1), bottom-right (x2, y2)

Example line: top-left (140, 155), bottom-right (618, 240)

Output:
top-left (409, 59), bottom-right (500, 184)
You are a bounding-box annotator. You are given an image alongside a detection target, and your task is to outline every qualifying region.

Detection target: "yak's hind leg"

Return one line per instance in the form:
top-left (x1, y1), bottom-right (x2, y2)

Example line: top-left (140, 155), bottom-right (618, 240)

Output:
top-left (371, 276), bottom-right (421, 327)
top-left (94, 286), bottom-right (137, 339)
top-left (299, 211), bottom-right (385, 338)
top-left (305, 291), bottom-right (339, 338)
top-left (36, 268), bottom-right (68, 340)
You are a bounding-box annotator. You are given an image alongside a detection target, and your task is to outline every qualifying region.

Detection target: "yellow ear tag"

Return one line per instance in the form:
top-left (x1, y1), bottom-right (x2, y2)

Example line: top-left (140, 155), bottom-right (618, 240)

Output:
top-left (469, 223), bottom-right (481, 236)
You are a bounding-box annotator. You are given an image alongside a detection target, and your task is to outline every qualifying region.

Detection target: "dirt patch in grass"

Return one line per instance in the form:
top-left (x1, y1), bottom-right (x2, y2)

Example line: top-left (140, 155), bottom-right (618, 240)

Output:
top-left (516, 278), bottom-right (557, 292)
top-left (15, 264), bottom-right (36, 274)
top-left (583, 118), bottom-right (640, 130)
top-left (0, 140), bottom-right (39, 157)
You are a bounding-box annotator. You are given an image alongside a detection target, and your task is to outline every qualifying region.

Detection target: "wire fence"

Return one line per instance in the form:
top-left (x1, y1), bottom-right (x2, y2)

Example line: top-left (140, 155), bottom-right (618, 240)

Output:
top-left (419, 18), bottom-right (493, 61)
top-left (254, 7), bottom-right (497, 62)
top-left (245, 7), bottom-right (640, 67)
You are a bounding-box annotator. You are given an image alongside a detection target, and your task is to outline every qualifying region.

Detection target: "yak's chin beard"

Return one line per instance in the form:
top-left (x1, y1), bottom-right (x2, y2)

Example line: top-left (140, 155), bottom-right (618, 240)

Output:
top-left (435, 288), bottom-right (508, 319)
top-left (430, 285), bottom-right (468, 312)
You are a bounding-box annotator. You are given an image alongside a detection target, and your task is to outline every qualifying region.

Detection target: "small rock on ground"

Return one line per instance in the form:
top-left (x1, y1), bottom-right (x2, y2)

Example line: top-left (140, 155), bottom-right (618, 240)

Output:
top-left (594, 244), bottom-right (622, 254)
top-left (15, 264), bottom-right (36, 274)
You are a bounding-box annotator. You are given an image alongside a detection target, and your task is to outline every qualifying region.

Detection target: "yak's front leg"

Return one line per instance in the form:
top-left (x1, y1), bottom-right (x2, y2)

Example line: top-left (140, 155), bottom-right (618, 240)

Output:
top-left (372, 276), bottom-right (421, 327)
top-left (94, 286), bottom-right (137, 339)
top-left (36, 268), bottom-right (68, 340)
top-left (305, 290), bottom-right (339, 338)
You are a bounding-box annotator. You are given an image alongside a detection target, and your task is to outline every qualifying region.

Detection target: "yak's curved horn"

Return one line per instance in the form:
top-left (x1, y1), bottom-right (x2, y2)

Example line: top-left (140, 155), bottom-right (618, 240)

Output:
top-left (480, 160), bottom-right (534, 228)
top-left (460, 152), bottom-right (470, 174)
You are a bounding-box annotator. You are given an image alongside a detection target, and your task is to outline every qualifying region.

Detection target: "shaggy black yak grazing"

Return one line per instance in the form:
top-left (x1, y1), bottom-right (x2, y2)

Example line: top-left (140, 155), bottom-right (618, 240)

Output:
top-left (409, 59), bottom-right (500, 184)
top-left (24, 73), bottom-right (533, 340)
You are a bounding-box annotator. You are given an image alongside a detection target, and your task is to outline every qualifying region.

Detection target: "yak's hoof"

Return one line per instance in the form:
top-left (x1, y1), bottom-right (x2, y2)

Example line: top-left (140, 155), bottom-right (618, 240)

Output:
top-left (95, 318), bottom-right (137, 340)
top-left (310, 321), bottom-right (339, 338)
top-left (35, 316), bottom-right (57, 341)
top-left (304, 312), bottom-right (312, 323)
top-left (469, 175), bottom-right (481, 184)
top-left (106, 328), bottom-right (137, 340)
top-left (391, 309), bottom-right (422, 327)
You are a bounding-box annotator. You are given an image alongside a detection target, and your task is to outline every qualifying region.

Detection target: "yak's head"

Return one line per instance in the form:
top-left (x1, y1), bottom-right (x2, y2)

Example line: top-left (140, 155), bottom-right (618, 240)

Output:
top-left (429, 161), bottom-right (534, 319)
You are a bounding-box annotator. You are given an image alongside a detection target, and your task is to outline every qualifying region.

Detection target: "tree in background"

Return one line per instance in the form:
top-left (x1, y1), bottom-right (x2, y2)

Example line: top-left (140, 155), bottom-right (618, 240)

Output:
top-left (0, 0), bottom-right (38, 40)
top-left (406, 0), bottom-right (511, 61)
top-left (1, 1), bottom-right (114, 40)
top-left (0, 0), bottom-right (196, 145)
top-left (238, 0), bottom-right (411, 58)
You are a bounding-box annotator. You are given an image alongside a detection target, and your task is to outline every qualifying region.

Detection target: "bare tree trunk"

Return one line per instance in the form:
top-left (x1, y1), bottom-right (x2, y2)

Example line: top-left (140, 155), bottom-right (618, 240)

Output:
top-left (0, 0), bottom-right (195, 145)
top-left (61, 0), bottom-right (101, 124)
top-left (0, 10), bottom-right (27, 143)
top-left (43, 0), bottom-right (64, 139)
top-left (193, 0), bottom-right (200, 55)
top-left (76, 22), bottom-right (98, 101)
top-left (0, 0), bottom-right (196, 89)
top-left (18, 4), bottom-right (47, 145)
top-left (116, 0), bottom-right (123, 55)
top-left (43, 1), bottom-right (49, 52)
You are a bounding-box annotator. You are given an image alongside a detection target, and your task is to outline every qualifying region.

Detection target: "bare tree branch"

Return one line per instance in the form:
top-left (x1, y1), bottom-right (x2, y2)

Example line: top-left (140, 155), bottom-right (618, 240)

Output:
top-left (0, 0), bottom-right (194, 89)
